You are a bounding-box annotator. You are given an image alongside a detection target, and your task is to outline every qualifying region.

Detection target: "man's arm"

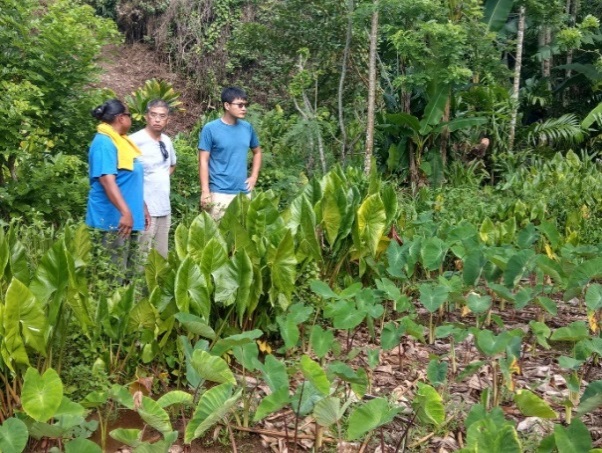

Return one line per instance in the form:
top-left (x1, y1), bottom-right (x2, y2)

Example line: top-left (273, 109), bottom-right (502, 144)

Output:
top-left (169, 165), bottom-right (176, 176)
top-left (246, 146), bottom-right (262, 191)
top-left (199, 150), bottom-right (211, 208)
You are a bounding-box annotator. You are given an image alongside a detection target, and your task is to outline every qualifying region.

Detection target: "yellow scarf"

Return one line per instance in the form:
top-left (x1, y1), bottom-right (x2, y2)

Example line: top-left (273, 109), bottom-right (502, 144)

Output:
top-left (97, 123), bottom-right (141, 171)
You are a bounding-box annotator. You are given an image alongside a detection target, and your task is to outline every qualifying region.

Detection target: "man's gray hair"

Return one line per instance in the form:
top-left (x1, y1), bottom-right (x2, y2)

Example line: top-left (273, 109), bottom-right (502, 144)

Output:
top-left (146, 99), bottom-right (171, 113)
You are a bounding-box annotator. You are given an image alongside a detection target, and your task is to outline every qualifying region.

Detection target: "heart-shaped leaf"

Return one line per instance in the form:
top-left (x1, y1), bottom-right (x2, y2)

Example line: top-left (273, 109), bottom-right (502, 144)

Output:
top-left (0, 418), bottom-right (29, 453)
top-left (22, 368), bottom-right (63, 422)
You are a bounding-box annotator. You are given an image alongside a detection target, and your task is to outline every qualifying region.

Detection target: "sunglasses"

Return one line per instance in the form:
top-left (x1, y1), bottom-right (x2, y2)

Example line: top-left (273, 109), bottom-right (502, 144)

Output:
top-left (159, 141), bottom-right (168, 161)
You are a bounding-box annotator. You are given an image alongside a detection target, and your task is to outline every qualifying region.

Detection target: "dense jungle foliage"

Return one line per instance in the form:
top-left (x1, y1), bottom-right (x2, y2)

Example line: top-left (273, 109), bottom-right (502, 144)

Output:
top-left (3, 0), bottom-right (602, 451)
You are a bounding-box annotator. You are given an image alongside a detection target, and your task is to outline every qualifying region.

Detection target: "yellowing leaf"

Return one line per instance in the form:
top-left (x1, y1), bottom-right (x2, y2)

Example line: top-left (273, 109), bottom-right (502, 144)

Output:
top-left (461, 305), bottom-right (471, 317)
top-left (588, 311), bottom-right (599, 334)
top-left (544, 243), bottom-right (558, 260)
top-left (257, 340), bottom-right (272, 354)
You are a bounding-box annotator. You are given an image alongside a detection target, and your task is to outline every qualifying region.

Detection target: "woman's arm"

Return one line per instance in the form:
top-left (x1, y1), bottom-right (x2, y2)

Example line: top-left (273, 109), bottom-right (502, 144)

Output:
top-left (99, 174), bottom-right (133, 238)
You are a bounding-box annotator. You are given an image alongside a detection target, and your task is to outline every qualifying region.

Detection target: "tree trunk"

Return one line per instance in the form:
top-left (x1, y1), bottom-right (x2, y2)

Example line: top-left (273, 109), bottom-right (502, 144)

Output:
top-left (364, 0), bottom-right (379, 175)
top-left (338, 0), bottom-right (354, 163)
top-left (440, 96), bottom-right (451, 167)
top-left (539, 27), bottom-right (551, 80)
top-left (508, 5), bottom-right (526, 152)
top-left (563, 0), bottom-right (580, 105)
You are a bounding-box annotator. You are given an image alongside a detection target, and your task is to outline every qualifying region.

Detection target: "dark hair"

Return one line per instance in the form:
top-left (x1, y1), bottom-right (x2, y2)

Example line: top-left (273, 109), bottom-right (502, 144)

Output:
top-left (91, 99), bottom-right (126, 123)
top-left (146, 99), bottom-right (171, 113)
top-left (221, 87), bottom-right (247, 104)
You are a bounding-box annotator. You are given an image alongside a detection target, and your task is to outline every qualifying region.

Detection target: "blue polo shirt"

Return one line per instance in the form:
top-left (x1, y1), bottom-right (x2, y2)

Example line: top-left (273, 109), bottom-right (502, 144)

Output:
top-left (198, 119), bottom-right (260, 194)
top-left (85, 134), bottom-right (145, 231)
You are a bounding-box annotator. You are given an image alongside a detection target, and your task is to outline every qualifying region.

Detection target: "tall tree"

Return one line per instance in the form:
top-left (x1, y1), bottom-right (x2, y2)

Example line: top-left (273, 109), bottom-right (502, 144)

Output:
top-left (364, 0), bottom-right (379, 175)
top-left (509, 5), bottom-right (526, 152)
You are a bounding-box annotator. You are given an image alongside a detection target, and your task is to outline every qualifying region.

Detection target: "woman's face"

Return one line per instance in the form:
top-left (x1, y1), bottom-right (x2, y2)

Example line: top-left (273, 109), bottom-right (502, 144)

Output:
top-left (113, 110), bottom-right (132, 135)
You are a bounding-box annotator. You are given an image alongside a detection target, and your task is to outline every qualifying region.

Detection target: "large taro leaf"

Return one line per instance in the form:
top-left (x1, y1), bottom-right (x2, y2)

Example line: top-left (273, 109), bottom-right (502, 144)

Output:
top-left (6, 233), bottom-right (29, 285)
top-left (127, 299), bottom-right (157, 335)
top-left (483, 0), bottom-right (514, 32)
top-left (475, 330), bottom-right (510, 357)
top-left (300, 355), bottom-right (330, 395)
top-left (346, 398), bottom-right (399, 441)
top-left (309, 324), bottom-right (334, 359)
top-left (554, 419), bottom-right (592, 453)
top-left (174, 257), bottom-right (210, 319)
top-left (296, 196), bottom-right (322, 262)
top-left (246, 192), bottom-right (283, 249)
top-left (174, 313), bottom-right (215, 339)
top-left (463, 250), bottom-right (486, 286)
top-left (0, 417), bottom-right (29, 453)
top-left (577, 380), bottom-right (602, 416)
top-left (190, 350), bottom-right (236, 385)
top-left (0, 227), bottom-right (9, 280)
top-left (260, 354), bottom-right (289, 393)
top-left (267, 230), bottom-right (297, 309)
top-left (412, 382), bottom-right (445, 427)
top-left (187, 212), bottom-right (224, 259)
top-left (253, 387), bottom-right (289, 422)
top-left (463, 418), bottom-right (522, 453)
top-left (215, 250), bottom-right (254, 325)
top-left (277, 303), bottom-right (313, 350)
top-left (313, 397), bottom-right (344, 428)
top-left (2, 278), bottom-right (48, 370)
top-left (514, 390), bottom-right (557, 418)
top-left (174, 223), bottom-right (188, 261)
top-left (200, 238), bottom-right (228, 281)
top-left (419, 283), bottom-right (449, 313)
top-left (503, 249), bottom-right (535, 288)
top-left (138, 396), bottom-right (172, 434)
top-left (467, 292), bottom-right (492, 314)
top-left (356, 193), bottom-right (387, 257)
top-left (156, 390), bottom-right (193, 409)
top-left (321, 172), bottom-right (347, 246)
top-left (550, 321), bottom-right (589, 343)
top-left (566, 257), bottom-right (602, 296)
top-left (210, 329), bottom-right (263, 357)
top-left (184, 383), bottom-right (242, 444)
top-left (586, 284), bottom-right (602, 311)
top-left (109, 428), bottom-right (142, 448)
top-left (29, 239), bottom-right (70, 312)
top-left (21, 367), bottom-right (63, 422)
top-left (420, 237), bottom-right (448, 271)
top-left (63, 438), bottom-right (102, 453)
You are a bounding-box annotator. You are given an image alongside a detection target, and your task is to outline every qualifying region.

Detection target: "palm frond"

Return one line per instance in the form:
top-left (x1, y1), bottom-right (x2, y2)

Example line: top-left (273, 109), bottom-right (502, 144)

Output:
top-left (524, 114), bottom-right (585, 147)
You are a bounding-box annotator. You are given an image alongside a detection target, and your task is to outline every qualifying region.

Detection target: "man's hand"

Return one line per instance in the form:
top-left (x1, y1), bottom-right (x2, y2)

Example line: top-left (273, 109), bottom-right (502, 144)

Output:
top-left (144, 205), bottom-right (151, 231)
top-left (200, 193), bottom-right (212, 210)
top-left (245, 175), bottom-right (258, 192)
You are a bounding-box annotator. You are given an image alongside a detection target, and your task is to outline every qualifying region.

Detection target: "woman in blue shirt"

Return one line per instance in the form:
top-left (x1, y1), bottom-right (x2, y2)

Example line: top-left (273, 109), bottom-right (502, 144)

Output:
top-left (86, 99), bottom-right (149, 276)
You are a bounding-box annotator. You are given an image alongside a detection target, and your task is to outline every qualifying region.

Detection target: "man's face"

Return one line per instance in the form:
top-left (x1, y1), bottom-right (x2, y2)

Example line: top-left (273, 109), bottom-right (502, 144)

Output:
top-left (145, 106), bottom-right (169, 133)
top-left (225, 98), bottom-right (248, 119)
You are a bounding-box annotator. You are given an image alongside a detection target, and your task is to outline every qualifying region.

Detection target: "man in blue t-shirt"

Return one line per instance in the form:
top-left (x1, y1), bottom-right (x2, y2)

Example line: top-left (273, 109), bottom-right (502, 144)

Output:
top-left (198, 86), bottom-right (262, 220)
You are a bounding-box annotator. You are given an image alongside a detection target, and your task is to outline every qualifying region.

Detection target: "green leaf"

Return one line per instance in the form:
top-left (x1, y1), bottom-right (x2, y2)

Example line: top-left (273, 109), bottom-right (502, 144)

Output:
top-left (463, 250), bottom-right (486, 286)
top-left (577, 380), bottom-right (602, 415)
top-left (427, 359), bottom-right (448, 387)
top-left (64, 438), bottom-right (102, 453)
top-left (582, 102), bottom-right (602, 129)
top-left (419, 283), bottom-right (449, 313)
top-left (174, 257), bottom-right (210, 319)
top-left (109, 429), bottom-right (142, 448)
top-left (475, 330), bottom-right (509, 357)
top-left (187, 212), bottom-right (223, 257)
top-left (514, 390), bottom-right (557, 418)
top-left (309, 325), bottom-right (334, 359)
top-left (211, 330), bottom-right (263, 357)
top-left (184, 383), bottom-right (242, 444)
top-left (200, 238), bottom-right (228, 280)
top-left (550, 321), bottom-right (589, 343)
top-left (138, 396), bottom-right (172, 434)
top-left (313, 397), bottom-right (343, 427)
top-left (253, 387), bottom-right (289, 422)
top-left (310, 280), bottom-right (339, 299)
top-left (503, 250), bottom-right (535, 288)
top-left (356, 193), bottom-right (387, 257)
top-left (484, 0), bottom-right (514, 32)
top-left (300, 355), bottom-right (330, 395)
top-left (381, 322), bottom-right (404, 350)
top-left (554, 420), bottom-right (592, 453)
top-left (529, 321), bottom-right (551, 349)
top-left (0, 418), bottom-right (29, 453)
top-left (420, 237), bottom-right (448, 271)
top-left (190, 350), bottom-right (236, 384)
top-left (3, 278), bottom-right (48, 370)
top-left (467, 292), bottom-right (492, 314)
top-left (174, 313), bottom-right (215, 339)
top-left (586, 284), bottom-right (602, 310)
top-left (260, 355), bottom-right (289, 392)
top-left (21, 368), bottom-right (63, 422)
top-left (346, 398), bottom-right (399, 441)
top-left (412, 382), bottom-right (445, 427)
top-left (420, 83), bottom-right (449, 133)
top-left (267, 230), bottom-right (297, 309)
top-left (464, 419), bottom-right (522, 452)
top-left (156, 390), bottom-right (193, 408)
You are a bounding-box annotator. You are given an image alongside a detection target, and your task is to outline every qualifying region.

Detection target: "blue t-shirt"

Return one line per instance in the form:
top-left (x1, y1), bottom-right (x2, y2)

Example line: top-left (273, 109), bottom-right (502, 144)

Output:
top-left (85, 134), bottom-right (145, 231)
top-left (198, 119), bottom-right (260, 194)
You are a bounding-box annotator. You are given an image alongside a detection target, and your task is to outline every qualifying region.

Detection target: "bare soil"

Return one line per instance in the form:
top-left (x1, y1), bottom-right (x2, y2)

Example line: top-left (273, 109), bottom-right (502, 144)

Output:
top-left (96, 43), bottom-right (204, 135)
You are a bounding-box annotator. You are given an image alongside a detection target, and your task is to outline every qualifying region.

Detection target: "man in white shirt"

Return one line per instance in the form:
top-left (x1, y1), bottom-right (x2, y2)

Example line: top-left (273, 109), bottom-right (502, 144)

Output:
top-left (130, 99), bottom-right (176, 259)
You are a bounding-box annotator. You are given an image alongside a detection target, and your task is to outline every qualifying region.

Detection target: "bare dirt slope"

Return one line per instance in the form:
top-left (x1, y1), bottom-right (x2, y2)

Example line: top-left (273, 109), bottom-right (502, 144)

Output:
top-left (97, 43), bottom-right (204, 135)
